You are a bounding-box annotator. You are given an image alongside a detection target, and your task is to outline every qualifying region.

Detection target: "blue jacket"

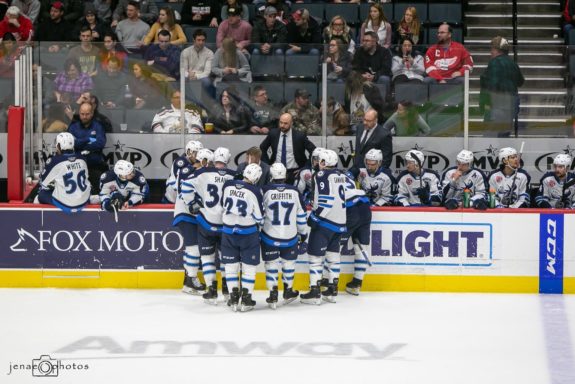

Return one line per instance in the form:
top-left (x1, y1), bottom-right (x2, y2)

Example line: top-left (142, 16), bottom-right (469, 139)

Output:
top-left (68, 119), bottom-right (107, 166)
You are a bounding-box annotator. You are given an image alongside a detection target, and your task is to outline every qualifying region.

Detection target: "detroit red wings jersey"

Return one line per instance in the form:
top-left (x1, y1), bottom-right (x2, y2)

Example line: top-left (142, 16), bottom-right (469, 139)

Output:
top-left (424, 42), bottom-right (473, 81)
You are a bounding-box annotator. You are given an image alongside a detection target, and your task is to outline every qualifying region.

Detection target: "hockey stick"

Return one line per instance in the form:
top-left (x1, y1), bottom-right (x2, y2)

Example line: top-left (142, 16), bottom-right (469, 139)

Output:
top-left (410, 151), bottom-right (429, 204)
top-left (504, 141), bottom-right (525, 207)
top-left (353, 240), bottom-right (373, 267)
top-left (112, 203), bottom-right (118, 223)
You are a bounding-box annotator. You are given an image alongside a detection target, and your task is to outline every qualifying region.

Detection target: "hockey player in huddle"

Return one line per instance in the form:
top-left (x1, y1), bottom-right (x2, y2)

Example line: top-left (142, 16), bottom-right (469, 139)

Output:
top-left (36, 132), bottom-right (91, 213)
top-left (221, 163), bottom-right (264, 312)
top-left (301, 149), bottom-right (348, 305)
top-left (99, 160), bottom-right (149, 212)
top-left (181, 148), bottom-right (236, 304)
top-left (536, 154), bottom-right (575, 209)
top-left (261, 163), bottom-right (308, 309)
top-left (164, 140), bottom-right (203, 203)
top-left (395, 150), bottom-right (442, 206)
top-left (441, 150), bottom-right (489, 210)
top-left (295, 147), bottom-right (324, 205)
top-left (488, 147), bottom-right (531, 208)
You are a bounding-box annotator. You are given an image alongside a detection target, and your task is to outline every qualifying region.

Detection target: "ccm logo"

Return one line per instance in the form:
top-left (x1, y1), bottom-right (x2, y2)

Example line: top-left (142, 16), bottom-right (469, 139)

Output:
top-left (546, 219), bottom-right (557, 275)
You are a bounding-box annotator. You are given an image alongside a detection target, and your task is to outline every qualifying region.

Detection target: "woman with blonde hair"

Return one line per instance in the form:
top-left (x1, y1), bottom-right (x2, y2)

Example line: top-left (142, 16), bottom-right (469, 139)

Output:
top-left (396, 6), bottom-right (423, 45)
top-left (323, 15), bottom-right (356, 53)
top-left (143, 7), bottom-right (187, 46)
top-left (211, 37), bottom-right (252, 84)
top-left (360, 3), bottom-right (392, 49)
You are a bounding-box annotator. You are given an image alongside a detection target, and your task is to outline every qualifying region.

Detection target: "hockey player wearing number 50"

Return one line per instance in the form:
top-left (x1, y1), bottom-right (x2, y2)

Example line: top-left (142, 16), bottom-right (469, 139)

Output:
top-left (35, 132), bottom-right (91, 213)
top-left (99, 160), bottom-right (149, 212)
top-left (441, 150), bottom-right (489, 210)
top-left (301, 149), bottom-right (348, 305)
top-left (535, 154), bottom-right (575, 209)
top-left (261, 163), bottom-right (308, 309)
top-left (221, 163), bottom-right (265, 312)
top-left (395, 150), bottom-right (442, 206)
top-left (488, 147), bottom-right (531, 208)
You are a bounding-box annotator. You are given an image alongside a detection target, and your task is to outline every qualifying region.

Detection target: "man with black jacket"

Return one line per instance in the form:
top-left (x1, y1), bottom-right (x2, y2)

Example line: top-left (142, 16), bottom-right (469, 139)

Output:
top-left (35, 2), bottom-right (73, 52)
top-left (352, 31), bottom-right (392, 93)
top-left (251, 6), bottom-right (287, 55)
top-left (286, 8), bottom-right (321, 55)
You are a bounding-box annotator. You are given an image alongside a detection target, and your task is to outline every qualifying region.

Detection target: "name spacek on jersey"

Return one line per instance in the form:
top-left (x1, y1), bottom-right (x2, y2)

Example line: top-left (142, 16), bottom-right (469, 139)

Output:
top-left (488, 168), bottom-right (531, 208)
top-left (358, 167), bottom-right (395, 206)
top-left (441, 167), bottom-right (487, 204)
top-left (39, 153), bottom-right (91, 212)
top-left (99, 169), bottom-right (149, 206)
top-left (536, 171), bottom-right (575, 208)
top-left (262, 184), bottom-right (307, 247)
top-left (309, 169), bottom-right (347, 233)
top-left (396, 169), bottom-right (442, 206)
top-left (222, 180), bottom-right (264, 235)
top-left (164, 155), bottom-right (193, 203)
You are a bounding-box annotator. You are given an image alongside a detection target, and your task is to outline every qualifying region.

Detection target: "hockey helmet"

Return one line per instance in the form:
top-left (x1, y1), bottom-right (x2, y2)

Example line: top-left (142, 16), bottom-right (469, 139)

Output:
top-left (244, 163), bottom-right (262, 184)
top-left (196, 148), bottom-right (214, 165)
top-left (56, 132), bottom-right (75, 151)
top-left (270, 163), bottom-right (287, 181)
top-left (114, 160), bottom-right (134, 179)
top-left (456, 149), bottom-right (474, 164)
top-left (405, 150), bottom-right (425, 166)
top-left (311, 147), bottom-right (325, 161)
top-left (214, 147), bottom-right (231, 164)
top-left (498, 147), bottom-right (517, 162)
top-left (365, 149), bottom-right (383, 163)
top-left (185, 140), bottom-right (203, 158)
top-left (554, 153), bottom-right (572, 167)
top-left (319, 149), bottom-right (339, 167)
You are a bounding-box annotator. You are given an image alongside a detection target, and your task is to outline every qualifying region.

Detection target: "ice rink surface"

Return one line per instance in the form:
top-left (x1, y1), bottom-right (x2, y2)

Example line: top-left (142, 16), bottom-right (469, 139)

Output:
top-left (1, 288), bottom-right (574, 384)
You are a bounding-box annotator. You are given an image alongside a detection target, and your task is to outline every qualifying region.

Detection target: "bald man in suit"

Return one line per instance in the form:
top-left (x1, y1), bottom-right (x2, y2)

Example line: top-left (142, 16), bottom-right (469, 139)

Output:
top-left (352, 109), bottom-right (392, 175)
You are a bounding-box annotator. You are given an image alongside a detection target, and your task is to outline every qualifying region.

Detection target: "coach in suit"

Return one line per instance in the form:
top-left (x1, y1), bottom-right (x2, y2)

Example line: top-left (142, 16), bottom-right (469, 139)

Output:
top-left (260, 113), bottom-right (316, 184)
top-left (236, 146), bottom-right (271, 188)
top-left (353, 109), bottom-right (392, 173)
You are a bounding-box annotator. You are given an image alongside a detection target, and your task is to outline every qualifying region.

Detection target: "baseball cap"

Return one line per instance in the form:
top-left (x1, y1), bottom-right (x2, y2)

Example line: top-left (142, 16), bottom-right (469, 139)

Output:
top-left (51, 1), bottom-right (64, 10)
top-left (227, 7), bottom-right (241, 16)
top-left (295, 89), bottom-right (310, 99)
top-left (84, 3), bottom-right (96, 16)
top-left (264, 6), bottom-right (277, 16)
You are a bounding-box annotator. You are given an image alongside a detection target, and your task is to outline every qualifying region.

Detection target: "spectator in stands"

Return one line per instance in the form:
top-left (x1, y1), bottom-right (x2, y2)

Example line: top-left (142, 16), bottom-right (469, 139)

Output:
top-left (323, 15), bottom-right (356, 54)
top-left (129, 63), bottom-right (164, 109)
top-left (36, 2), bottom-right (73, 49)
top-left (54, 57), bottom-right (94, 103)
top-left (325, 37), bottom-right (352, 83)
top-left (360, 3), bottom-right (392, 49)
top-left (221, 0), bottom-right (249, 22)
top-left (280, 88), bottom-right (321, 136)
top-left (39, 0), bottom-right (82, 24)
top-left (152, 90), bottom-right (205, 133)
top-left (286, 8), bottom-right (321, 55)
top-left (479, 36), bottom-right (524, 138)
top-left (94, 57), bottom-right (129, 109)
top-left (259, 112), bottom-right (316, 184)
top-left (116, 1), bottom-right (151, 51)
top-left (248, 85), bottom-right (279, 134)
top-left (383, 100), bottom-right (430, 137)
top-left (0, 32), bottom-right (21, 78)
top-left (181, 0), bottom-right (220, 27)
top-left (395, 6), bottom-right (423, 46)
top-left (208, 87), bottom-right (249, 134)
top-left (352, 31), bottom-right (392, 91)
top-left (0, 6), bottom-right (33, 42)
top-left (424, 23), bottom-right (473, 84)
top-left (352, 108), bottom-right (392, 172)
top-left (112, 0), bottom-right (158, 27)
top-left (257, 0), bottom-right (290, 22)
top-left (12, 0), bottom-right (41, 24)
top-left (67, 26), bottom-right (101, 76)
top-left (143, 6), bottom-right (187, 46)
top-left (74, 4), bottom-right (110, 43)
top-left (144, 29), bottom-right (182, 80)
top-left (211, 36), bottom-right (252, 84)
top-left (216, 7), bottom-right (252, 56)
top-left (181, 28), bottom-right (214, 98)
top-left (91, 0), bottom-right (112, 24)
top-left (236, 146), bottom-right (271, 187)
top-left (99, 31), bottom-right (129, 72)
top-left (391, 36), bottom-right (425, 84)
top-left (251, 5), bottom-right (287, 55)
top-left (344, 71), bottom-right (385, 128)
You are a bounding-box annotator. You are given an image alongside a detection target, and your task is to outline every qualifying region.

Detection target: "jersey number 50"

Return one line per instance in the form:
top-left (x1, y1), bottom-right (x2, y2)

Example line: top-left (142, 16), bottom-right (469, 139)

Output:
top-left (63, 170), bottom-right (88, 194)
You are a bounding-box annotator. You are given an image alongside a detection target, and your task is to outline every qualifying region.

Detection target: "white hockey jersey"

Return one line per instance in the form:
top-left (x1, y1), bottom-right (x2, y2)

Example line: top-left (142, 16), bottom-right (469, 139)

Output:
top-left (181, 166), bottom-right (236, 231)
top-left (222, 180), bottom-right (264, 235)
top-left (358, 167), bottom-right (395, 206)
top-left (309, 168), bottom-right (347, 233)
top-left (295, 165), bottom-right (314, 204)
top-left (441, 167), bottom-right (487, 205)
top-left (396, 169), bottom-right (442, 206)
top-left (164, 155), bottom-right (193, 203)
top-left (99, 169), bottom-right (149, 207)
top-left (261, 183), bottom-right (307, 247)
top-left (39, 153), bottom-right (91, 212)
top-left (173, 164), bottom-right (197, 226)
top-left (151, 105), bottom-right (203, 134)
top-left (488, 168), bottom-right (531, 208)
top-left (536, 172), bottom-right (575, 209)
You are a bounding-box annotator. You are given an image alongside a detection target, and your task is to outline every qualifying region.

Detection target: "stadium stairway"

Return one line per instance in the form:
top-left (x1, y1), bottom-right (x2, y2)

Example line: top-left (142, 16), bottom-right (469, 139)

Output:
top-left (464, 0), bottom-right (569, 136)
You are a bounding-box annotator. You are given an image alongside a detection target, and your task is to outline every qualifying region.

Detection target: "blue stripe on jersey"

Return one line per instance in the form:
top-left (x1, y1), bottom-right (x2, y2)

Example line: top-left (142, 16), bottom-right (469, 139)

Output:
top-left (172, 214), bottom-right (197, 226)
top-left (309, 213), bottom-right (347, 233)
top-left (196, 214), bottom-right (222, 232)
top-left (52, 196), bottom-right (89, 214)
top-left (260, 232), bottom-right (298, 248)
top-left (166, 181), bottom-right (176, 186)
top-left (222, 225), bottom-right (258, 235)
top-left (226, 276), bottom-right (239, 282)
top-left (241, 277), bottom-right (255, 284)
top-left (345, 196), bottom-right (370, 207)
top-left (297, 213), bottom-right (307, 217)
top-left (318, 203), bottom-right (333, 208)
top-left (318, 195), bottom-right (335, 200)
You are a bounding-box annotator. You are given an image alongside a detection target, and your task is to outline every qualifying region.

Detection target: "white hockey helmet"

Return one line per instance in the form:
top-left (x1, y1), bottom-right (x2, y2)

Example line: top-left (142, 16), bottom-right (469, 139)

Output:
top-left (56, 132), bottom-right (75, 151)
top-left (114, 160), bottom-right (134, 178)
top-left (270, 162), bottom-right (287, 181)
top-left (405, 150), bottom-right (425, 166)
top-left (498, 147), bottom-right (517, 162)
top-left (196, 148), bottom-right (214, 165)
top-left (456, 149), bottom-right (474, 164)
top-left (185, 140), bottom-right (203, 157)
top-left (213, 147), bottom-right (231, 164)
top-left (319, 149), bottom-right (339, 167)
top-left (311, 147), bottom-right (325, 161)
top-left (554, 153), bottom-right (572, 167)
top-left (243, 163), bottom-right (262, 184)
top-left (365, 149), bottom-right (383, 163)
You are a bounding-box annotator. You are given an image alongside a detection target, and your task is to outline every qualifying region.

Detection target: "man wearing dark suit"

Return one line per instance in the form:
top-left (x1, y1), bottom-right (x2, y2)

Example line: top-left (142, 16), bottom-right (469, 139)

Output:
top-left (353, 109), bottom-right (392, 173)
top-left (259, 113), bottom-right (316, 184)
top-left (236, 146), bottom-right (271, 188)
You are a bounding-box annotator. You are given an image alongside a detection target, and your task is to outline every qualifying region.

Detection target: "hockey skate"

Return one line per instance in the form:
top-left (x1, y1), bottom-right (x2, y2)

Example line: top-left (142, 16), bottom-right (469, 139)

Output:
top-left (266, 286), bottom-right (279, 310)
top-left (282, 287), bottom-right (300, 305)
top-left (202, 281), bottom-right (218, 305)
top-left (222, 277), bottom-right (230, 301)
top-left (227, 287), bottom-right (240, 312)
top-left (300, 284), bottom-right (321, 305)
top-left (319, 278), bottom-right (329, 292)
top-left (240, 288), bottom-right (256, 312)
top-left (182, 275), bottom-right (206, 295)
top-left (345, 278), bottom-right (362, 296)
top-left (321, 279), bottom-right (339, 303)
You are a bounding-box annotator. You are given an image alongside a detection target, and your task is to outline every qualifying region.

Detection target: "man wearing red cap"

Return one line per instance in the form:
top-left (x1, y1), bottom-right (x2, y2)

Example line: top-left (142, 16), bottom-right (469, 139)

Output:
top-left (286, 8), bottom-right (321, 55)
top-left (36, 1), bottom-right (73, 50)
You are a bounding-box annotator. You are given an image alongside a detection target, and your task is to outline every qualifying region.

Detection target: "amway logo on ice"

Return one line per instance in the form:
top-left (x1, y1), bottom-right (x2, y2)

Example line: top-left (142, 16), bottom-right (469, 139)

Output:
top-left (10, 228), bottom-right (183, 253)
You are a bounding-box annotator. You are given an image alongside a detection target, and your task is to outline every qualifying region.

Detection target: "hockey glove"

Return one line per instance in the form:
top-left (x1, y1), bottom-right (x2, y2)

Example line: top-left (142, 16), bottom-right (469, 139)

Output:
top-left (444, 199), bottom-right (459, 210)
top-left (554, 200), bottom-right (565, 209)
top-left (537, 200), bottom-right (552, 209)
top-left (415, 186), bottom-right (430, 205)
top-left (102, 199), bottom-right (114, 212)
top-left (473, 199), bottom-right (488, 211)
top-left (109, 192), bottom-right (124, 211)
top-left (500, 194), bottom-right (513, 207)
